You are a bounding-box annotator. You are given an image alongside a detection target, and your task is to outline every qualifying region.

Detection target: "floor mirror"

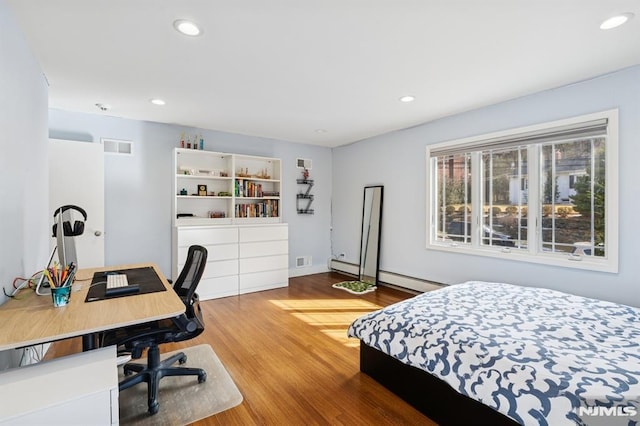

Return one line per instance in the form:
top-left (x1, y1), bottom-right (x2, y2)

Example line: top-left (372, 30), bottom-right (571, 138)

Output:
top-left (359, 185), bottom-right (383, 285)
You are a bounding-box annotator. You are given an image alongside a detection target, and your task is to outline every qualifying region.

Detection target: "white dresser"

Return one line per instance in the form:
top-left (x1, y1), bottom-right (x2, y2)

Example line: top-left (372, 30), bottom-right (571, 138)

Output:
top-left (172, 223), bottom-right (289, 300)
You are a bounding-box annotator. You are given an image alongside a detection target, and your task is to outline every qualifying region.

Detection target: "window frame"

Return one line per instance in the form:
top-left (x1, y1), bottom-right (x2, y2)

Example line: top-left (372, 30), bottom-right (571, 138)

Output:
top-left (425, 110), bottom-right (618, 273)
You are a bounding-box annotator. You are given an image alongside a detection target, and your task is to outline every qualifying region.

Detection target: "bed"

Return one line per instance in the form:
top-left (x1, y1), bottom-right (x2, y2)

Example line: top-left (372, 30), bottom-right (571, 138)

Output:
top-left (347, 281), bottom-right (640, 425)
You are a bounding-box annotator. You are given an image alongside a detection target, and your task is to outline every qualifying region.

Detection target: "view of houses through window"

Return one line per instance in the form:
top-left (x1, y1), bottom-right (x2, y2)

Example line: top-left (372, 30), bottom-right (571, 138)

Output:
top-left (428, 111), bottom-right (616, 271)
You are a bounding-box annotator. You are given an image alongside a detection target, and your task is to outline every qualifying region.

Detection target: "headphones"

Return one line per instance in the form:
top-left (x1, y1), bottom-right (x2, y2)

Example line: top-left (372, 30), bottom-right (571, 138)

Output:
top-left (52, 205), bottom-right (87, 237)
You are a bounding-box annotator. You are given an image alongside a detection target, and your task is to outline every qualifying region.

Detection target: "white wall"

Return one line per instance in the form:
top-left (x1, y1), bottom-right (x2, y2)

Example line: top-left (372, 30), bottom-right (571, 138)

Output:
top-left (0, 0), bottom-right (49, 368)
top-left (332, 66), bottom-right (640, 306)
top-left (48, 111), bottom-right (332, 278)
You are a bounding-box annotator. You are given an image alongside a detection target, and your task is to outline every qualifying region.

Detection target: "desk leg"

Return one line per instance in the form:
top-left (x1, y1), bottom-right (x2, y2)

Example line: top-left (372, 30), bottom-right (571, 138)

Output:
top-left (82, 334), bottom-right (98, 351)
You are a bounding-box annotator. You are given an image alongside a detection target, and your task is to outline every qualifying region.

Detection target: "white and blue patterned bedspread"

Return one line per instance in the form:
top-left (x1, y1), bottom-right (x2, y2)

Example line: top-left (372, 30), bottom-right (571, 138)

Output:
top-left (347, 281), bottom-right (640, 425)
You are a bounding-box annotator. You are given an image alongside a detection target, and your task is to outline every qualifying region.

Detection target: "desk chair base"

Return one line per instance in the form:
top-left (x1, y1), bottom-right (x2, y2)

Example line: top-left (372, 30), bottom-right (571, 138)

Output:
top-left (120, 345), bottom-right (207, 415)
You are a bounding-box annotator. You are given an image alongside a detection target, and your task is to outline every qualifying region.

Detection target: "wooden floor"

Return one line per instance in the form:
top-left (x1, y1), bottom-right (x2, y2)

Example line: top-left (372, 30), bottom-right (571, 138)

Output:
top-left (47, 272), bottom-right (436, 425)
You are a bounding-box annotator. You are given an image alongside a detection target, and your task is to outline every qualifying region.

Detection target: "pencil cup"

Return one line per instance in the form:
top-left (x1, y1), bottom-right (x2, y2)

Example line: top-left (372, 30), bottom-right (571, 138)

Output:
top-left (51, 286), bottom-right (71, 307)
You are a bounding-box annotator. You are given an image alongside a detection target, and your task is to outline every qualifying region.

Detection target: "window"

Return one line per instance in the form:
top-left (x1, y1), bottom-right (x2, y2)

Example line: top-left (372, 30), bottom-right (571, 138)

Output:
top-left (426, 110), bottom-right (618, 273)
top-left (435, 154), bottom-right (471, 243)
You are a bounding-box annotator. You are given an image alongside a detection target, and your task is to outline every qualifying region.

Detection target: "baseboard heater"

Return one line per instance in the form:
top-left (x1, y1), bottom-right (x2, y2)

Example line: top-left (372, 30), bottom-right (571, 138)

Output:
top-left (329, 259), bottom-right (444, 294)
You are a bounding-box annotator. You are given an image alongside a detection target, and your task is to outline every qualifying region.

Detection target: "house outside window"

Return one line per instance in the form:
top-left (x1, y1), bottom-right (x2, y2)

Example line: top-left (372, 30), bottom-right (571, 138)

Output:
top-left (426, 110), bottom-right (618, 273)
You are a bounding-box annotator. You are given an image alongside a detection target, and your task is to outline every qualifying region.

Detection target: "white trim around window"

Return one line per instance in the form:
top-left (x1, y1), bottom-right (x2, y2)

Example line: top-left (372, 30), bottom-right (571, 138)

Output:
top-left (425, 109), bottom-right (619, 273)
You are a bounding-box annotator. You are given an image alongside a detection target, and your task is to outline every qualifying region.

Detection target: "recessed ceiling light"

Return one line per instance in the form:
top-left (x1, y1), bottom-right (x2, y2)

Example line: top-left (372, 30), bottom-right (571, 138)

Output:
top-left (314, 129), bottom-right (327, 133)
top-left (150, 99), bottom-right (166, 106)
top-left (173, 19), bottom-right (202, 36)
top-left (600, 13), bottom-right (634, 30)
top-left (399, 95), bottom-right (415, 103)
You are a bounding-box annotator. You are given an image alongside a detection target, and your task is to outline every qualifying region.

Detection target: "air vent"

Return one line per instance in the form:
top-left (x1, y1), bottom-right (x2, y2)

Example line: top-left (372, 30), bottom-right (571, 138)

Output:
top-left (101, 138), bottom-right (133, 155)
top-left (296, 158), bottom-right (312, 170)
top-left (296, 256), bottom-right (311, 268)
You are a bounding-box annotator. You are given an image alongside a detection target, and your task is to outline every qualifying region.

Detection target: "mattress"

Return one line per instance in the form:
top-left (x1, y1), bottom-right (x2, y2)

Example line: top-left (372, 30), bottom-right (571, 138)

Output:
top-left (347, 281), bottom-right (640, 425)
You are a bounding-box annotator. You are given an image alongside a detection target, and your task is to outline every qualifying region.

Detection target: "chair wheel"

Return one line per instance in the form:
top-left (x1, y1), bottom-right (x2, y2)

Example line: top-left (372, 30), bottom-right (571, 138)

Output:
top-left (198, 372), bottom-right (207, 383)
top-left (179, 355), bottom-right (187, 364)
top-left (123, 367), bottom-right (133, 376)
top-left (148, 402), bottom-right (159, 415)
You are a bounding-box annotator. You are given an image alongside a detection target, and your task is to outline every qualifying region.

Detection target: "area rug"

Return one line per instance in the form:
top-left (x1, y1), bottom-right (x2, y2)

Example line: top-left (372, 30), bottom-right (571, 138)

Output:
top-left (119, 344), bottom-right (243, 426)
top-left (332, 280), bottom-right (377, 295)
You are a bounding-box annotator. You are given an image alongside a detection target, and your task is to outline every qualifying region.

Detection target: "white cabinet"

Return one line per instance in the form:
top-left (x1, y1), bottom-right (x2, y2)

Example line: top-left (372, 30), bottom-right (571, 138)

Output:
top-left (173, 224), bottom-right (288, 300)
top-left (173, 226), bottom-right (240, 300)
top-left (174, 149), bottom-right (281, 226)
top-left (0, 346), bottom-right (118, 425)
top-left (239, 225), bottom-right (289, 294)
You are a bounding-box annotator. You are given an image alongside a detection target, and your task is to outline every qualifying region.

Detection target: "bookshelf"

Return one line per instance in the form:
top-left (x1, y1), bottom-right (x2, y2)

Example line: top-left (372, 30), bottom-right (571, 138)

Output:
top-left (173, 148), bottom-right (281, 226)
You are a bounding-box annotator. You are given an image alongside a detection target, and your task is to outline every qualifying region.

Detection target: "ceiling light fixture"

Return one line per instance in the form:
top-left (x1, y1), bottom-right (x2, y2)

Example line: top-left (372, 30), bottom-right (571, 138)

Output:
top-left (173, 19), bottom-right (202, 36)
top-left (600, 13), bottom-right (634, 30)
top-left (399, 95), bottom-right (415, 103)
top-left (150, 99), bottom-right (166, 106)
top-left (314, 129), bottom-right (327, 134)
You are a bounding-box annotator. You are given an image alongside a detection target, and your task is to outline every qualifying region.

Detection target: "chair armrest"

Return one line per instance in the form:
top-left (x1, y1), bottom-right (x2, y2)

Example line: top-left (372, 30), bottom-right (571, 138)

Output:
top-left (173, 314), bottom-right (197, 333)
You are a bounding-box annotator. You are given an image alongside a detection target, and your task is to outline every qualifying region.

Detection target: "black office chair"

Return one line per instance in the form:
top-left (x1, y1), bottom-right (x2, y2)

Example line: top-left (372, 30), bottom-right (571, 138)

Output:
top-left (102, 245), bottom-right (209, 415)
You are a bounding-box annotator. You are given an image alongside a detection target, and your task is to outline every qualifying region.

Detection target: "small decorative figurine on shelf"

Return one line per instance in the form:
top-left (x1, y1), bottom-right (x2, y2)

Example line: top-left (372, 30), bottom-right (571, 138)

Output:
top-left (255, 168), bottom-right (271, 179)
top-left (303, 168), bottom-right (310, 180)
top-left (237, 167), bottom-right (251, 178)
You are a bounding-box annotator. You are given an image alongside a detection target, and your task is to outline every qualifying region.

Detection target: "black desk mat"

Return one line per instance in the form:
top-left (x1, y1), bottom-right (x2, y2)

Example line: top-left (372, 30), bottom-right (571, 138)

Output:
top-left (85, 266), bottom-right (167, 302)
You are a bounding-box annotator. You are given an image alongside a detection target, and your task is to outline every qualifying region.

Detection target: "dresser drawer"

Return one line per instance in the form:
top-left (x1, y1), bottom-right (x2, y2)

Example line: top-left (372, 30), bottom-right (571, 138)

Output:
top-left (239, 269), bottom-right (289, 293)
top-left (177, 227), bottom-right (238, 247)
top-left (239, 240), bottom-right (288, 258)
top-left (178, 243), bottom-right (238, 263)
top-left (177, 259), bottom-right (238, 280)
top-left (239, 254), bottom-right (288, 274)
top-left (197, 276), bottom-right (239, 300)
top-left (239, 225), bottom-right (288, 243)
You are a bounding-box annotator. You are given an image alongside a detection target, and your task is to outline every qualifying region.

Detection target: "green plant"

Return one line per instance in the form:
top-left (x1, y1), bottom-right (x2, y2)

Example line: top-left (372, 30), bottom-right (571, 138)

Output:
top-left (445, 205), bottom-right (456, 215)
top-left (492, 206), bottom-right (502, 216)
top-left (557, 206), bottom-right (573, 218)
top-left (505, 206), bottom-right (518, 215)
top-left (543, 167), bottom-right (560, 203)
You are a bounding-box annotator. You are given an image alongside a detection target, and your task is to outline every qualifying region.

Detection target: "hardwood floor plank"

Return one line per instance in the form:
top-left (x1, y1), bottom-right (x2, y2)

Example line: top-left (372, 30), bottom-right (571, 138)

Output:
top-left (46, 272), bottom-right (435, 425)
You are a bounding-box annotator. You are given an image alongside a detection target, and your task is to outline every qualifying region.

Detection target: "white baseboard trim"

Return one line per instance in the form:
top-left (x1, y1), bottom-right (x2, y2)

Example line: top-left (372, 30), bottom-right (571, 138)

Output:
top-left (289, 264), bottom-right (330, 278)
top-left (328, 259), bottom-right (359, 276)
top-left (329, 259), bottom-right (444, 293)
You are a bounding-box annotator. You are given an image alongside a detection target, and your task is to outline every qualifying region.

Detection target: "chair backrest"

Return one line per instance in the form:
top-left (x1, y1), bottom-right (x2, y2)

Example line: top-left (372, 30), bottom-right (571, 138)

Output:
top-left (173, 245), bottom-right (208, 304)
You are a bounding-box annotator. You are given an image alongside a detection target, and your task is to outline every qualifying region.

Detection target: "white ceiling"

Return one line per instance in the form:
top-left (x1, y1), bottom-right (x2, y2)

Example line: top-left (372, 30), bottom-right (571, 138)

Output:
top-left (6, 1), bottom-right (640, 147)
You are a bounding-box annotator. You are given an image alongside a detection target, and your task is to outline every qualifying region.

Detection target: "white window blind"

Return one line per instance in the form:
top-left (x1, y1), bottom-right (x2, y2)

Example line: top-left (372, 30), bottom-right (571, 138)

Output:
top-left (429, 118), bottom-right (608, 157)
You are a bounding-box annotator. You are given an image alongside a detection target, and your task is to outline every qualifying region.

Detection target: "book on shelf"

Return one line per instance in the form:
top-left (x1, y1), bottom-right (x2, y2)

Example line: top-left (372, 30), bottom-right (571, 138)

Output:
top-left (235, 179), bottom-right (265, 197)
top-left (235, 200), bottom-right (279, 218)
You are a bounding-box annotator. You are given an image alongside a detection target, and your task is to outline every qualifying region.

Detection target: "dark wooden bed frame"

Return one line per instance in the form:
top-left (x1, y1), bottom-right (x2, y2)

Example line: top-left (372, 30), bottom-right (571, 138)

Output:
top-left (360, 342), bottom-right (520, 425)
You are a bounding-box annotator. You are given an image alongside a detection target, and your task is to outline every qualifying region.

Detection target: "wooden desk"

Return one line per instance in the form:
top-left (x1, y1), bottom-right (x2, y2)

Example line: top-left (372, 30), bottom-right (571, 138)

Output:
top-left (0, 263), bottom-right (185, 352)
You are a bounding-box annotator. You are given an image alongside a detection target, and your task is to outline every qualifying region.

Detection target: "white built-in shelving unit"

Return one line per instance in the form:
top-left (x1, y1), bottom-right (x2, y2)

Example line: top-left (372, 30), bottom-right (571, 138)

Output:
top-left (173, 148), bottom-right (281, 226)
top-left (172, 148), bottom-right (288, 299)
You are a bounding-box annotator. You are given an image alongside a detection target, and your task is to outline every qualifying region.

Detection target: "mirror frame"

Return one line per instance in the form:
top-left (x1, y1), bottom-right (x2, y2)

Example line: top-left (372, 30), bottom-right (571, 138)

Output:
top-left (359, 185), bottom-right (383, 285)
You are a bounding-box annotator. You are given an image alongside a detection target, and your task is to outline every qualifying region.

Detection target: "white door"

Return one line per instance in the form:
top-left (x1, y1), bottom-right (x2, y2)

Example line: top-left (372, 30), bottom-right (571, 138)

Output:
top-left (49, 139), bottom-right (105, 267)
